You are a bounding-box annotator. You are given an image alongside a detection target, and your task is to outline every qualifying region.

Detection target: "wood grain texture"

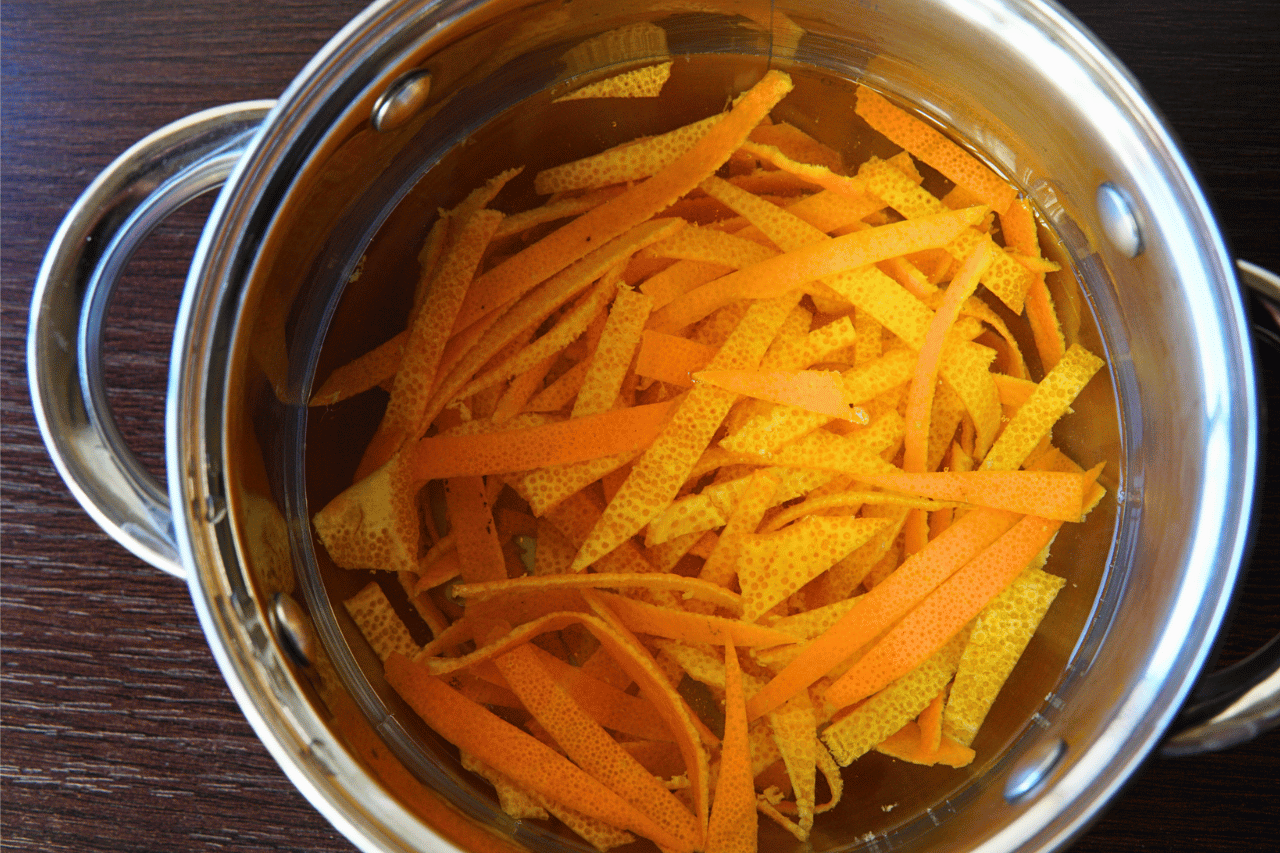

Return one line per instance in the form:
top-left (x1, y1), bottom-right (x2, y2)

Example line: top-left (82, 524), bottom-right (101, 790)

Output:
top-left (1, 1), bottom-right (1276, 852)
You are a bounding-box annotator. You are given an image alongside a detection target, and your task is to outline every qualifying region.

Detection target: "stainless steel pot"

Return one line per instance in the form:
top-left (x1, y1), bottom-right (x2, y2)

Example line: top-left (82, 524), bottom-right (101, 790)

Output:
top-left (27, 1), bottom-right (1280, 852)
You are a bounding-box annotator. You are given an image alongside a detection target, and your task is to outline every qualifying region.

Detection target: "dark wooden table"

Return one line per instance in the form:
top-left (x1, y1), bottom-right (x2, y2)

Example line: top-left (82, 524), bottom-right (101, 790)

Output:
top-left (3, 1), bottom-right (1277, 851)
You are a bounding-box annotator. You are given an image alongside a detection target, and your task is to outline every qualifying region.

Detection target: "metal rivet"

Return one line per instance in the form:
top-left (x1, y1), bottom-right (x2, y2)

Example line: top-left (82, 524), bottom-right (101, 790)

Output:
top-left (372, 69), bottom-right (432, 132)
top-left (272, 592), bottom-right (317, 668)
top-left (1097, 182), bottom-right (1144, 258)
top-left (1004, 737), bottom-right (1067, 802)
top-left (202, 493), bottom-right (227, 525)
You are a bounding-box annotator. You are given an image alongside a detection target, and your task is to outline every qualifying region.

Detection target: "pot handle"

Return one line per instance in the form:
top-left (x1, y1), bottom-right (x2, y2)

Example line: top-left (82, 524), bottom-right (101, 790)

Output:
top-left (27, 101), bottom-right (274, 580)
top-left (1160, 259), bottom-right (1280, 756)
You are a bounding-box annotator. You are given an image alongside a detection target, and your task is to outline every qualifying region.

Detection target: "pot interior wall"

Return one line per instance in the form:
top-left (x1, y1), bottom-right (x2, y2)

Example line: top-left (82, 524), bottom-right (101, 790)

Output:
top-left (216, 1), bottom-right (1249, 852)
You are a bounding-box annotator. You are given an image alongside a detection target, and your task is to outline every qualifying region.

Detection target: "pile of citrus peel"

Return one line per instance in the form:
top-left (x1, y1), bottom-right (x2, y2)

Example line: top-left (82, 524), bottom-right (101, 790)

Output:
top-left (312, 63), bottom-right (1107, 853)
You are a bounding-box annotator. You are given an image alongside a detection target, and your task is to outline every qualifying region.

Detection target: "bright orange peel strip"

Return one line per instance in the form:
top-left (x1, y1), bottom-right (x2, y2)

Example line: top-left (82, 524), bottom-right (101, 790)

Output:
top-left (855, 85), bottom-right (1016, 215)
top-left (385, 653), bottom-right (695, 852)
top-left (705, 641), bottom-right (758, 853)
top-left (692, 369), bottom-right (861, 421)
top-left (493, 642), bottom-right (702, 849)
top-left (458, 70), bottom-right (794, 331)
top-left (824, 514), bottom-right (1063, 709)
top-left (453, 571), bottom-right (744, 614)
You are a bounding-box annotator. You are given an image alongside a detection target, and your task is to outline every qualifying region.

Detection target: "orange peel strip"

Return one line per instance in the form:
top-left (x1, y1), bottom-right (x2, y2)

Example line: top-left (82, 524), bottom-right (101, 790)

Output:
top-left (980, 343), bottom-right (1105, 472)
top-left (494, 186), bottom-right (628, 239)
top-left (455, 274), bottom-right (618, 402)
top-left (344, 581), bottom-right (421, 661)
top-left (916, 687), bottom-right (946, 763)
top-left (901, 241), bottom-right (995, 553)
top-left (460, 751), bottom-right (550, 821)
top-left (416, 607), bottom-right (712, 829)
top-left (716, 402), bottom-right (842, 457)
top-left (958, 295), bottom-right (1028, 380)
top-left (821, 265), bottom-right (933, 349)
top-left (878, 255), bottom-right (937, 299)
top-left (844, 345), bottom-right (916, 399)
top-left (858, 158), bottom-right (1031, 313)
top-left (699, 470), bottom-right (779, 590)
top-left (766, 691), bottom-right (818, 840)
top-left (635, 329), bottom-right (718, 386)
top-left (761, 491), bottom-right (955, 533)
top-left (854, 85), bottom-right (1016, 215)
top-left (539, 796), bottom-right (639, 851)
top-left (940, 339), bottom-right (1003, 459)
top-left (453, 571), bottom-right (744, 614)
top-left (554, 61), bottom-right (673, 102)
top-left (999, 197), bottom-right (1038, 256)
top-left (645, 493), bottom-right (728, 546)
top-left (570, 291), bottom-right (802, 572)
top-left (310, 329), bottom-right (407, 407)
top-left (945, 228), bottom-right (1035, 315)
top-left (358, 208), bottom-right (505, 477)
top-left (543, 491), bottom-right (658, 577)
top-left (313, 451), bottom-right (421, 574)
top-left (942, 565), bottom-right (1065, 746)
top-left (767, 595), bottom-right (863, 642)
top-left (818, 630), bottom-right (969, 765)
top-left (746, 425), bottom-right (899, 476)
top-left (458, 70), bottom-right (794, 332)
top-left (784, 189), bottom-right (884, 233)
top-left (581, 594), bottom-right (716, 825)
top-left (640, 260), bottom-right (734, 311)
top-left (506, 449), bottom-right (643, 518)
top-left (1003, 199), bottom-right (1067, 370)
top-left (1024, 274), bottom-right (1066, 372)
top-left (903, 242), bottom-right (994, 476)
top-left (385, 653), bottom-right (694, 851)
top-left (530, 517), bottom-right (577, 575)
top-left (406, 400), bottom-right (675, 480)
top-left (759, 315), bottom-right (858, 371)
top-left (410, 215), bottom-right (452, 319)
top-left (858, 156), bottom-right (948, 221)
top-left (736, 517), bottom-right (891, 622)
top-left (572, 287), bottom-right (653, 417)
top-left (728, 169), bottom-right (820, 196)
top-left (523, 645), bottom-right (675, 743)
top-left (706, 640), bottom-right (758, 853)
top-left (525, 358), bottom-right (592, 412)
top-left (692, 369), bottom-right (860, 421)
top-left (415, 541), bottom-right (463, 592)
top-left (492, 351), bottom-right (560, 424)
top-left (738, 139), bottom-right (868, 202)
top-left (849, 468), bottom-right (1094, 522)
top-left (493, 642), bottom-right (702, 849)
top-left (640, 226), bottom-right (779, 268)
top-left (444, 476), bottom-right (510, 641)
top-left (748, 121), bottom-right (843, 172)
top-left (590, 591), bottom-right (798, 648)
top-left (648, 206), bottom-right (986, 334)
top-left (824, 514), bottom-right (1063, 709)
top-left (744, 507), bottom-right (1019, 721)
top-left (534, 114), bottom-right (721, 195)
top-left (872, 722), bottom-right (975, 768)
top-left (698, 175), bottom-right (828, 252)
top-left (698, 465), bottom-right (836, 525)
top-left (430, 217), bottom-right (682, 435)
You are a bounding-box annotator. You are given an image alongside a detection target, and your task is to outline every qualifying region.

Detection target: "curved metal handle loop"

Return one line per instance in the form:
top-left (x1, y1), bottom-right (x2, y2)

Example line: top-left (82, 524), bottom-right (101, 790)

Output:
top-left (1162, 259), bottom-right (1280, 755)
top-left (27, 101), bottom-right (273, 579)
